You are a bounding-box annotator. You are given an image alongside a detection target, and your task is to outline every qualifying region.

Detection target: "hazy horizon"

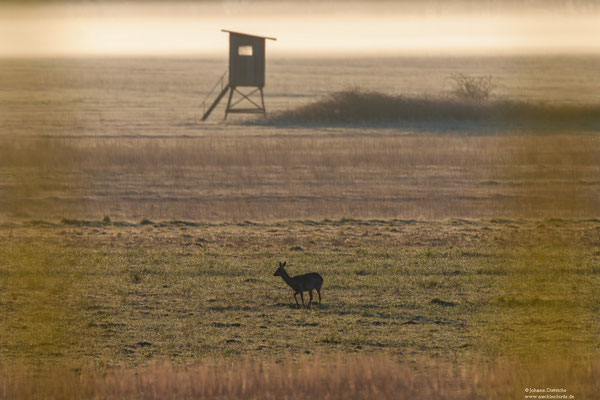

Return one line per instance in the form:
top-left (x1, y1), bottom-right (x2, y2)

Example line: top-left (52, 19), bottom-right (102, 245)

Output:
top-left (1, 1), bottom-right (599, 57)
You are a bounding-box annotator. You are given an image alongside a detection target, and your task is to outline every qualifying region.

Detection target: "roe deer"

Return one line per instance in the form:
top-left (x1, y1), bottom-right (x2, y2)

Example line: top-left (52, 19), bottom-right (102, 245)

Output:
top-left (273, 261), bottom-right (323, 309)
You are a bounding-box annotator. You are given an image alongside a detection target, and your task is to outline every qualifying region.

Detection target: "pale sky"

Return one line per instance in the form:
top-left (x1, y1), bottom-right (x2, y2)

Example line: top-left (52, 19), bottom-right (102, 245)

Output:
top-left (1, 1), bottom-right (599, 57)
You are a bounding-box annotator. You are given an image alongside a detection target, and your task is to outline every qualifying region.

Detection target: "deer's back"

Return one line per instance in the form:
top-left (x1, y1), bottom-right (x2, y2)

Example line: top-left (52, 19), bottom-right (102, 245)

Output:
top-left (292, 272), bottom-right (323, 291)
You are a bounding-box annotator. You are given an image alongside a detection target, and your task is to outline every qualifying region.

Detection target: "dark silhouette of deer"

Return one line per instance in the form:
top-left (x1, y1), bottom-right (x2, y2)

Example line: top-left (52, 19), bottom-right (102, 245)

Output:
top-left (273, 261), bottom-right (323, 309)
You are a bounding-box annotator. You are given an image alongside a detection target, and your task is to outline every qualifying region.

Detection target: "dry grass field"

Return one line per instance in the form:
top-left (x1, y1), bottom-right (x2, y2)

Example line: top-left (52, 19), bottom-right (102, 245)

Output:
top-left (1, 57), bottom-right (599, 398)
top-left (3, 356), bottom-right (600, 399)
top-left (1, 218), bottom-right (600, 398)
top-left (3, 217), bottom-right (600, 362)
top-left (1, 133), bottom-right (598, 222)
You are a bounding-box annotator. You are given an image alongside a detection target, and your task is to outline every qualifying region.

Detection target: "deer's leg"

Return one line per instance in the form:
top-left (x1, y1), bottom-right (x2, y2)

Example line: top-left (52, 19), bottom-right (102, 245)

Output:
top-left (300, 292), bottom-right (305, 308)
top-left (307, 290), bottom-right (313, 309)
top-left (316, 288), bottom-right (322, 304)
top-left (294, 292), bottom-right (301, 308)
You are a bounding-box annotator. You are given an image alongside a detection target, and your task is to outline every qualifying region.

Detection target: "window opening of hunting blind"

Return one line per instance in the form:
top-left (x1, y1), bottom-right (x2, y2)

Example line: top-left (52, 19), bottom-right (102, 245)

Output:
top-left (238, 45), bottom-right (253, 56)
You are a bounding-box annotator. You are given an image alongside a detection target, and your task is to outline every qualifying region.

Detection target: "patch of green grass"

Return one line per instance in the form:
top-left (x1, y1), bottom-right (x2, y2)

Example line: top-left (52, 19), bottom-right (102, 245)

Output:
top-left (0, 219), bottom-right (598, 367)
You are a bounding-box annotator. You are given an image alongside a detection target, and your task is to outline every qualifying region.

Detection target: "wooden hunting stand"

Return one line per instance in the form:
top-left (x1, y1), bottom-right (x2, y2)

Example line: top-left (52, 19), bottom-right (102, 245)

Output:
top-left (202, 30), bottom-right (276, 121)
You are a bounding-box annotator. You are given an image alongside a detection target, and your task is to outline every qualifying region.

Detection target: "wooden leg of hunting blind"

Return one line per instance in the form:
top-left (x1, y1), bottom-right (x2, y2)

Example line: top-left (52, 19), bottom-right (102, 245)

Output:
top-left (224, 86), bottom-right (235, 120)
top-left (260, 88), bottom-right (266, 116)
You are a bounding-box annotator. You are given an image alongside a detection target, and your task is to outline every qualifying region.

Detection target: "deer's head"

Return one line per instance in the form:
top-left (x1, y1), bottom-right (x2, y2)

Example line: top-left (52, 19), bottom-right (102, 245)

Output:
top-left (273, 261), bottom-right (287, 276)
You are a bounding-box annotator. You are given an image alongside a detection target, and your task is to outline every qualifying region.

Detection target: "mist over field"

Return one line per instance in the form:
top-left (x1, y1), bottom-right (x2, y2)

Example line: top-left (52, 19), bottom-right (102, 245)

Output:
top-left (1, 0), bottom-right (599, 57)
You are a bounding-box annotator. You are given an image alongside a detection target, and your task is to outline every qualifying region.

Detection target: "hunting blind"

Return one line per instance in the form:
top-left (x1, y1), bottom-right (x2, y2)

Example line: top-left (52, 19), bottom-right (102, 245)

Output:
top-left (202, 30), bottom-right (276, 121)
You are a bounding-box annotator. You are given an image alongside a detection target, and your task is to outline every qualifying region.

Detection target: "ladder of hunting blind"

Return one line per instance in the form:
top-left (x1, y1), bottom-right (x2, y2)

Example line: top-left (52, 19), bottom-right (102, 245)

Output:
top-left (201, 70), bottom-right (229, 121)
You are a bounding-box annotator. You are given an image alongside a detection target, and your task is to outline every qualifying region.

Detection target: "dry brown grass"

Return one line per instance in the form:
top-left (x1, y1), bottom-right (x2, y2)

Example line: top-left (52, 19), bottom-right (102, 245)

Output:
top-left (2, 356), bottom-right (599, 400)
top-left (1, 58), bottom-right (598, 223)
top-left (1, 133), bottom-right (598, 222)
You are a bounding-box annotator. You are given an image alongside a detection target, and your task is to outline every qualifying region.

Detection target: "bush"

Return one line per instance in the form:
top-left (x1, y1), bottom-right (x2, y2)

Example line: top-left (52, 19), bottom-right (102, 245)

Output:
top-left (265, 88), bottom-right (600, 129)
top-left (448, 73), bottom-right (496, 103)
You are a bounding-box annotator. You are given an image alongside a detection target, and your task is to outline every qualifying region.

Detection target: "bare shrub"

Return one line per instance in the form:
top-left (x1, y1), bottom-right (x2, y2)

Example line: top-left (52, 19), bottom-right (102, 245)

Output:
top-left (448, 73), bottom-right (497, 103)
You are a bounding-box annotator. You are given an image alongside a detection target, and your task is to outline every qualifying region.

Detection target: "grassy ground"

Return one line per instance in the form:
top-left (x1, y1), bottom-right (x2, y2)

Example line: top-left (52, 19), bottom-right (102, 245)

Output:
top-left (1, 57), bottom-right (599, 397)
top-left (2, 218), bottom-right (598, 368)
top-left (1, 133), bottom-right (599, 222)
top-left (2, 355), bottom-right (599, 399)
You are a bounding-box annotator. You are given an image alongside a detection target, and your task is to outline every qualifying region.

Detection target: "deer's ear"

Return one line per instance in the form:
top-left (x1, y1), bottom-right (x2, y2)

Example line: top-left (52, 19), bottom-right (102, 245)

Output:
top-left (279, 261), bottom-right (283, 267)
top-left (282, 261), bottom-right (287, 267)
